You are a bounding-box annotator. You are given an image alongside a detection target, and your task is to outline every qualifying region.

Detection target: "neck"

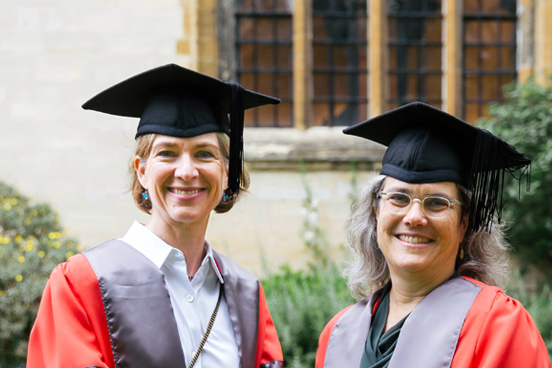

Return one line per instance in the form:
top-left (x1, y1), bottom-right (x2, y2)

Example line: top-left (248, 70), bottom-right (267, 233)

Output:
top-left (146, 214), bottom-right (209, 277)
top-left (384, 266), bottom-right (455, 331)
top-left (390, 266), bottom-right (454, 305)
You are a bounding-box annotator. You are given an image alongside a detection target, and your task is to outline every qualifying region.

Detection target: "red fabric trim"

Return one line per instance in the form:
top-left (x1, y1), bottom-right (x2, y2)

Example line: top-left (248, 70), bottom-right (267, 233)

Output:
top-left (27, 254), bottom-right (115, 368)
top-left (451, 276), bottom-right (551, 368)
top-left (372, 297), bottom-right (381, 315)
top-left (255, 283), bottom-right (284, 367)
top-left (214, 258), bottom-right (222, 275)
top-left (315, 305), bottom-right (354, 368)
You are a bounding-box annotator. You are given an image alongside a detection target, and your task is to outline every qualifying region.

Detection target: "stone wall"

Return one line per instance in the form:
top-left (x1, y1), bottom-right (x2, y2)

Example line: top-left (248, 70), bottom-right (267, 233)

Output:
top-left (0, 0), bottom-right (384, 276)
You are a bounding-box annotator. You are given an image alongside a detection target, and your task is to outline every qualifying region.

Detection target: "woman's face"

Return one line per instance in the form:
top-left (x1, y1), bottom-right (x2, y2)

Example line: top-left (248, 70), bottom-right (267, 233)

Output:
top-left (136, 133), bottom-right (227, 228)
top-left (376, 177), bottom-right (468, 281)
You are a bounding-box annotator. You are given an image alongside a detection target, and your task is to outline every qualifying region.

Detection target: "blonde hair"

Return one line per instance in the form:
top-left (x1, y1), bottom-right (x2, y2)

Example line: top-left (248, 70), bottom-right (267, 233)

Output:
top-left (129, 133), bottom-right (250, 214)
top-left (344, 175), bottom-right (511, 300)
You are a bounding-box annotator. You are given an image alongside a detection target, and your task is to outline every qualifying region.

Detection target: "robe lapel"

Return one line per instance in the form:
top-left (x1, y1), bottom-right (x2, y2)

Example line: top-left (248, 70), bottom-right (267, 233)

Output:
top-left (83, 240), bottom-right (186, 368)
top-left (213, 251), bottom-right (259, 368)
top-left (323, 291), bottom-right (381, 368)
top-left (389, 277), bottom-right (481, 368)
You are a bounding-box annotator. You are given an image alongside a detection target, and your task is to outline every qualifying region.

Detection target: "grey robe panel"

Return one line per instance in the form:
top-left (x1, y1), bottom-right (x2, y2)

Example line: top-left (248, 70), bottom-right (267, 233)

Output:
top-left (83, 240), bottom-right (186, 368)
top-left (83, 240), bottom-right (266, 368)
top-left (213, 250), bottom-right (260, 368)
top-left (323, 277), bottom-right (482, 368)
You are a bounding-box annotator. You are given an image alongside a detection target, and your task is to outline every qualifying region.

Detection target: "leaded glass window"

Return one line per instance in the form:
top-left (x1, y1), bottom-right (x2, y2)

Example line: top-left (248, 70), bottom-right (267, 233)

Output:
top-left (387, 0), bottom-right (443, 110)
top-left (236, 0), bottom-right (293, 127)
top-left (463, 0), bottom-right (517, 124)
top-left (312, 0), bottom-right (368, 126)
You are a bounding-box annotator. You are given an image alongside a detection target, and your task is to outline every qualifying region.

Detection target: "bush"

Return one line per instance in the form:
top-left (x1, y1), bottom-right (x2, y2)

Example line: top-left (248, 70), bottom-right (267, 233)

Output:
top-left (508, 270), bottom-right (552, 359)
top-left (478, 77), bottom-right (552, 274)
top-left (0, 181), bottom-right (82, 368)
top-left (262, 166), bottom-right (355, 367)
top-left (262, 264), bottom-right (353, 368)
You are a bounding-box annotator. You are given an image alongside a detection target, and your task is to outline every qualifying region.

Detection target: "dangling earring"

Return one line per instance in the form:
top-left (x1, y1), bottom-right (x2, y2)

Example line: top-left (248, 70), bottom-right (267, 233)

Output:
top-left (459, 247), bottom-right (465, 260)
top-left (142, 190), bottom-right (149, 201)
top-left (222, 193), bottom-right (230, 202)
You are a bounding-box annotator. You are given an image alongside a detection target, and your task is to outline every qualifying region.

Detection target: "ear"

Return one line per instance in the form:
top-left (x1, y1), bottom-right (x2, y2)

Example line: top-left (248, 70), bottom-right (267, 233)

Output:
top-left (374, 197), bottom-right (380, 219)
top-left (134, 156), bottom-right (148, 190)
top-left (222, 159), bottom-right (229, 192)
top-left (459, 214), bottom-right (469, 242)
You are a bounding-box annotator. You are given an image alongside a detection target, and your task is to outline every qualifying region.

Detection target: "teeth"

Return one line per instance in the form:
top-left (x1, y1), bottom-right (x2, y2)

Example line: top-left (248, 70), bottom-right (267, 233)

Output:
top-left (399, 235), bottom-right (430, 244)
top-left (172, 189), bottom-right (200, 195)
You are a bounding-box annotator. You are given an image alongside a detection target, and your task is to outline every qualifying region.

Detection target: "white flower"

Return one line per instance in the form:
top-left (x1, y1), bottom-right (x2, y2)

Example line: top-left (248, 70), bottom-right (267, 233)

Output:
top-left (308, 212), bottom-right (319, 226)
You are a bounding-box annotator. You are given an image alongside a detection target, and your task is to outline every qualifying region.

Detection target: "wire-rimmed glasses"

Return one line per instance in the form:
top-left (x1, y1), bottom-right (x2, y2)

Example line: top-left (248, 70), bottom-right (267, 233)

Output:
top-left (378, 192), bottom-right (463, 218)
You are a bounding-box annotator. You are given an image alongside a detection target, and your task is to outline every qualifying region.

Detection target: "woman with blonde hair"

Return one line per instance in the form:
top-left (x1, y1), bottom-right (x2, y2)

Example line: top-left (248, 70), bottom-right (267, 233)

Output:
top-left (28, 64), bottom-right (283, 368)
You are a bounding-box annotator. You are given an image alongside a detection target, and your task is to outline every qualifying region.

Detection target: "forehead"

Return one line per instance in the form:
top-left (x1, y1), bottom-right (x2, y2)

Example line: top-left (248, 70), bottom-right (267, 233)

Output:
top-left (382, 176), bottom-right (460, 198)
top-left (152, 133), bottom-right (220, 148)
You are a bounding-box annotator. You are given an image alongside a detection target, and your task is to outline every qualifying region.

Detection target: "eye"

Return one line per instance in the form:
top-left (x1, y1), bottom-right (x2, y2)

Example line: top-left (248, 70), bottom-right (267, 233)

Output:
top-left (424, 197), bottom-right (450, 212)
top-left (157, 150), bottom-right (177, 158)
top-left (388, 193), bottom-right (410, 207)
top-left (197, 150), bottom-right (215, 159)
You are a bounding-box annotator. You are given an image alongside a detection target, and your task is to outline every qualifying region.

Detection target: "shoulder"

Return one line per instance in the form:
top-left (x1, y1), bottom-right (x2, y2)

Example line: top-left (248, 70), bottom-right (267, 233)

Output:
top-left (461, 276), bottom-right (524, 316)
top-left (318, 294), bottom-right (373, 348)
top-left (50, 253), bottom-right (98, 287)
top-left (455, 277), bottom-right (550, 367)
top-left (320, 304), bottom-right (355, 339)
top-left (423, 277), bottom-right (550, 368)
top-left (42, 253), bottom-right (103, 311)
top-left (315, 299), bottom-right (367, 368)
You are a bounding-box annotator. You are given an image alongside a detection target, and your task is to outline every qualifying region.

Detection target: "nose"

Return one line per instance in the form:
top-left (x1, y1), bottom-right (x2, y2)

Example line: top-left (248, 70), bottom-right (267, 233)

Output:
top-left (174, 154), bottom-right (199, 181)
top-left (402, 199), bottom-right (428, 227)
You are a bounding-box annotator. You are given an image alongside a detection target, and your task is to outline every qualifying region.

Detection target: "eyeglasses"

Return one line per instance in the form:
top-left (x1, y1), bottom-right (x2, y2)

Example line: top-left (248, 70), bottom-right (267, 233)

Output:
top-left (378, 192), bottom-right (463, 219)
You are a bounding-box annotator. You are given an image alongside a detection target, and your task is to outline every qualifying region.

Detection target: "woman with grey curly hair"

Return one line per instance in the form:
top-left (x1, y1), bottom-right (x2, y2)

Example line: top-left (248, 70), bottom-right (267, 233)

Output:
top-left (316, 102), bottom-right (550, 368)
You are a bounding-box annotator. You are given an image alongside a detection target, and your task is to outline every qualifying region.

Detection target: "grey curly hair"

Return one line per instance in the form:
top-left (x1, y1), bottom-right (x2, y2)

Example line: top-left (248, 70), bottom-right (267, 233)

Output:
top-left (344, 175), bottom-right (511, 300)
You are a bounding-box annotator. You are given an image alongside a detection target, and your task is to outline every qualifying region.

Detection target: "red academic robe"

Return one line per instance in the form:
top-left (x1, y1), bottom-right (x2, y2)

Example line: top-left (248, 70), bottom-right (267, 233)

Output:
top-left (316, 276), bottom-right (551, 368)
top-left (28, 240), bottom-right (283, 368)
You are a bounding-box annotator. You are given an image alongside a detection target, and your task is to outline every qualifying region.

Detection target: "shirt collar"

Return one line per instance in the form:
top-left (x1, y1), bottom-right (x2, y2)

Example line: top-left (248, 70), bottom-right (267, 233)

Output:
top-left (122, 221), bottom-right (224, 284)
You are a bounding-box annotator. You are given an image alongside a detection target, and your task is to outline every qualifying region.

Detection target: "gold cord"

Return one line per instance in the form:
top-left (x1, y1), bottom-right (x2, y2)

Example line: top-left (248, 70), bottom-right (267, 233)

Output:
top-left (187, 287), bottom-right (222, 368)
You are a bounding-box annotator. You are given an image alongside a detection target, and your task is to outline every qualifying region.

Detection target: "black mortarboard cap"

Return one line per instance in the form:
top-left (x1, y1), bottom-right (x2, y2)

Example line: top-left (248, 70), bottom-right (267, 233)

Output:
top-left (343, 101), bottom-right (531, 232)
top-left (82, 63), bottom-right (280, 197)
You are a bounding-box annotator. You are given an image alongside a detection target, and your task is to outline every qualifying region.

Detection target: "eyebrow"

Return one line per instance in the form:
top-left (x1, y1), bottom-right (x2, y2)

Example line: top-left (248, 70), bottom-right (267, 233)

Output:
top-left (152, 141), bottom-right (178, 148)
top-left (385, 187), bottom-right (455, 199)
top-left (194, 143), bottom-right (219, 149)
top-left (152, 141), bottom-right (220, 150)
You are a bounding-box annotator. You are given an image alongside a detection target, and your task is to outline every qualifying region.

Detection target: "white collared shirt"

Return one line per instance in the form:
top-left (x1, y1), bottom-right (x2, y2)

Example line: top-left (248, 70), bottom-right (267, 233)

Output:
top-left (122, 221), bottom-right (240, 368)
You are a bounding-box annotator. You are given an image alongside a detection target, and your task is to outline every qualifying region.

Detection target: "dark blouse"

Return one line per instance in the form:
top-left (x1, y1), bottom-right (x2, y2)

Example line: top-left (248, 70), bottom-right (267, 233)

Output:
top-left (359, 273), bottom-right (458, 368)
top-left (359, 283), bottom-right (408, 368)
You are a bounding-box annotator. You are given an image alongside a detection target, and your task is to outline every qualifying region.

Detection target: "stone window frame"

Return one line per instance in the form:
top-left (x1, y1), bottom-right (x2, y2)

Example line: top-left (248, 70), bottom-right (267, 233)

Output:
top-left (211, 0), bottom-right (540, 170)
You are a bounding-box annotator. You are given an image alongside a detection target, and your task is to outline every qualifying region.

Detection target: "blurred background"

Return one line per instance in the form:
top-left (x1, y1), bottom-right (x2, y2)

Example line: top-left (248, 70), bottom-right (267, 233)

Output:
top-left (1, 0), bottom-right (552, 366)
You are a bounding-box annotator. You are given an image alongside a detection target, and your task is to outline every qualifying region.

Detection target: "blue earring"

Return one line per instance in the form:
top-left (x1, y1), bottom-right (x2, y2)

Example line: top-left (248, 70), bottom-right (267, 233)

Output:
top-left (142, 191), bottom-right (149, 200)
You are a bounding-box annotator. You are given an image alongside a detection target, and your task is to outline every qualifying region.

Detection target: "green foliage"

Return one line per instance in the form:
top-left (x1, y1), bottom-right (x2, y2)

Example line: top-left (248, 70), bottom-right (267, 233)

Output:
top-left (263, 264), bottom-right (353, 368)
top-left (478, 77), bottom-right (552, 273)
top-left (262, 164), bottom-right (355, 368)
top-left (0, 181), bottom-right (82, 368)
top-left (508, 271), bottom-right (552, 359)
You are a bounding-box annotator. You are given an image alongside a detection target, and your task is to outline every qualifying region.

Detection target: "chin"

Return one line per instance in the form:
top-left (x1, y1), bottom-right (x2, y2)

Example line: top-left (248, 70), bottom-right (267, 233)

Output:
top-left (394, 256), bottom-right (430, 273)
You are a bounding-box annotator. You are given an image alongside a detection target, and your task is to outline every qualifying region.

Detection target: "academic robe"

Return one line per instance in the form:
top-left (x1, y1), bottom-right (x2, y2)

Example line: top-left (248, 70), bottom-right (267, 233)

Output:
top-left (316, 276), bottom-right (551, 368)
top-left (27, 240), bottom-right (283, 368)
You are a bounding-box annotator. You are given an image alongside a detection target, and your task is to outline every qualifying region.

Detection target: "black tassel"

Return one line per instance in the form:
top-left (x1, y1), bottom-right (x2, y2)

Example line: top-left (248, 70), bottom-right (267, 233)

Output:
top-left (225, 80), bottom-right (246, 197)
top-left (468, 129), bottom-right (531, 232)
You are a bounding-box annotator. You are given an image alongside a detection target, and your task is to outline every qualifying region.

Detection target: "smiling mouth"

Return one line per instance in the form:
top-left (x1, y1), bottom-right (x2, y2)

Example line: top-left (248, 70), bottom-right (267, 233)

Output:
top-left (397, 235), bottom-right (432, 244)
top-left (169, 188), bottom-right (202, 195)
